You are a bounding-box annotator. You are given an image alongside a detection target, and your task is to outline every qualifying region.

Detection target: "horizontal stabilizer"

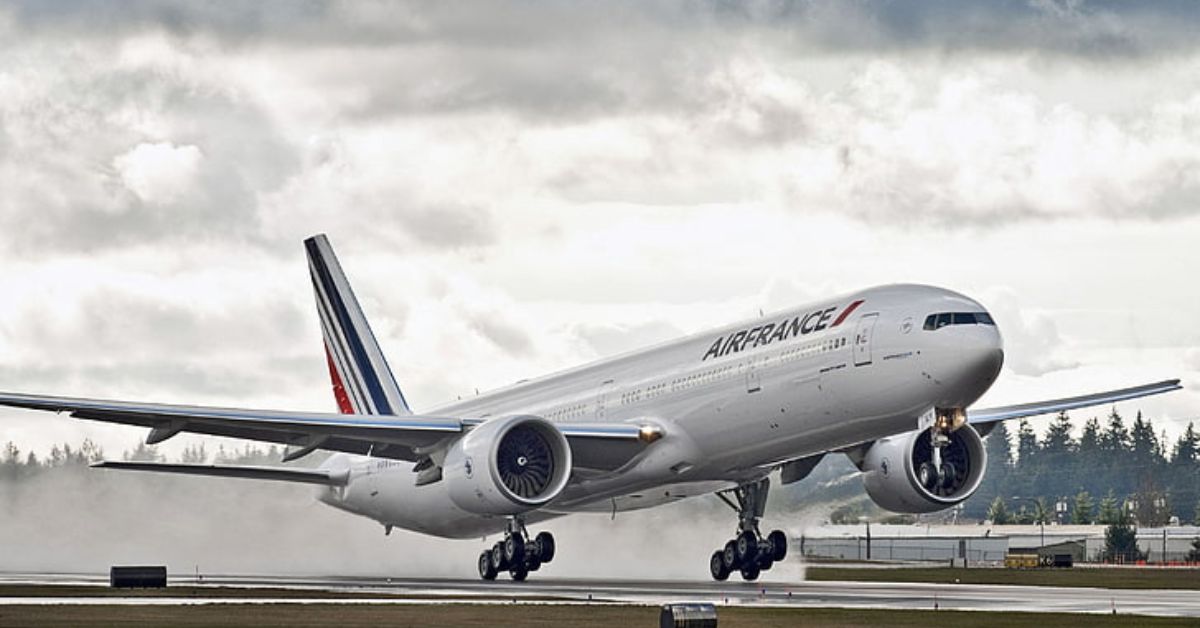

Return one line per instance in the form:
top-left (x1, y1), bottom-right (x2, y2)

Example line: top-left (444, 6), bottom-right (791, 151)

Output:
top-left (92, 461), bottom-right (348, 486)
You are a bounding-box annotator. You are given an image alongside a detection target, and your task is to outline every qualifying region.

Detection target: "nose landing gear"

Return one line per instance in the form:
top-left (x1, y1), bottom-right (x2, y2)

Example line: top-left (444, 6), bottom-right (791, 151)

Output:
top-left (709, 478), bottom-right (787, 581)
top-left (478, 517), bottom-right (556, 581)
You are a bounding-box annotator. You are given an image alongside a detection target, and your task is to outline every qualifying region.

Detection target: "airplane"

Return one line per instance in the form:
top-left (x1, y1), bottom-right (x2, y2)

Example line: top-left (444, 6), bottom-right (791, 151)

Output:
top-left (0, 234), bottom-right (1182, 582)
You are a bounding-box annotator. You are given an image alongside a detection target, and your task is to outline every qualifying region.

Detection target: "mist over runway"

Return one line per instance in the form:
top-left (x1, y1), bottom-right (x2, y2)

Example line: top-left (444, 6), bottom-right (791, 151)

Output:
top-left (3, 572), bottom-right (1199, 618)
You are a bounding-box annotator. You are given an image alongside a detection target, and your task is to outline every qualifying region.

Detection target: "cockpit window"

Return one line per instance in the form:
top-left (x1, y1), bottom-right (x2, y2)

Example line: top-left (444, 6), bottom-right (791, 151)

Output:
top-left (924, 311), bottom-right (995, 331)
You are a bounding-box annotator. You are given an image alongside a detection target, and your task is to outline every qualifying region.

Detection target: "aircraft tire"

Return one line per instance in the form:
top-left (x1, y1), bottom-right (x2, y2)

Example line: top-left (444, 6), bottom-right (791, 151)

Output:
top-left (735, 531), bottom-right (757, 565)
top-left (478, 551), bottom-right (498, 580)
top-left (710, 551), bottom-right (730, 581)
top-left (740, 564), bottom-right (761, 581)
top-left (535, 531), bottom-right (556, 563)
top-left (510, 563), bottom-right (529, 582)
top-left (768, 530), bottom-right (788, 561)
top-left (505, 534), bottom-right (525, 564)
top-left (492, 542), bottom-right (507, 570)
top-left (723, 540), bottom-right (740, 569)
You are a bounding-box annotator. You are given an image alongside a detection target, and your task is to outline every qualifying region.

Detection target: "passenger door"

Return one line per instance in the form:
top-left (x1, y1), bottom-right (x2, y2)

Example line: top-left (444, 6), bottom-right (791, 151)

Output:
top-left (854, 313), bottom-right (878, 366)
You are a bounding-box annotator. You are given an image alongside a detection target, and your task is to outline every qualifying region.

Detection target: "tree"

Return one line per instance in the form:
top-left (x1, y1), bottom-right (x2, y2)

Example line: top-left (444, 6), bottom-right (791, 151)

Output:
top-left (1032, 497), bottom-right (1051, 525)
top-left (1072, 491), bottom-right (1094, 524)
top-left (1188, 538), bottom-right (1200, 563)
top-left (1016, 419), bottom-right (1039, 464)
top-left (987, 496), bottom-right (1012, 524)
top-left (1098, 492), bottom-right (1122, 525)
top-left (2, 442), bottom-right (20, 481)
top-left (1043, 412), bottom-right (1076, 455)
top-left (123, 442), bottom-right (163, 462)
top-left (1102, 409), bottom-right (1130, 453)
top-left (1104, 521), bottom-right (1145, 563)
top-left (1194, 501), bottom-right (1200, 526)
top-left (181, 443), bottom-right (208, 464)
top-left (1130, 411), bottom-right (1161, 468)
top-left (1172, 423), bottom-right (1199, 467)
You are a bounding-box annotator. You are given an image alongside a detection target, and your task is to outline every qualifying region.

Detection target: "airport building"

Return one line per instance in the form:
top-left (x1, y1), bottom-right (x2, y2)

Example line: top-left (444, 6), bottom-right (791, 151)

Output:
top-left (795, 524), bottom-right (1200, 564)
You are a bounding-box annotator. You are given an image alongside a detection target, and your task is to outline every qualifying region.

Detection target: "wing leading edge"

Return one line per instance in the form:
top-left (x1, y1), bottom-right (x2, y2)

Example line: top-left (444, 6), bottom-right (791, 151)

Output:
top-left (968, 379), bottom-right (1182, 427)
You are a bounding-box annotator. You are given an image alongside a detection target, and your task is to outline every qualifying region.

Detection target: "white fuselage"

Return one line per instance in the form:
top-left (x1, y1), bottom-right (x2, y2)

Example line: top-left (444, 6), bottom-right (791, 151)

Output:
top-left (318, 284), bottom-right (1005, 538)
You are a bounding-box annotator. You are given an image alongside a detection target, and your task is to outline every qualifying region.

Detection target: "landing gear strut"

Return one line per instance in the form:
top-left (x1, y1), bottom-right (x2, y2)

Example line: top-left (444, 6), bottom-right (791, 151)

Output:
top-left (710, 478), bottom-right (787, 582)
top-left (478, 517), bottom-right (556, 581)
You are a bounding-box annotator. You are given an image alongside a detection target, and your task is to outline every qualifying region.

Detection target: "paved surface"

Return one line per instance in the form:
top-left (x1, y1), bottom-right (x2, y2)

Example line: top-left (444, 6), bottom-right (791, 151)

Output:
top-left (2, 572), bottom-right (1199, 617)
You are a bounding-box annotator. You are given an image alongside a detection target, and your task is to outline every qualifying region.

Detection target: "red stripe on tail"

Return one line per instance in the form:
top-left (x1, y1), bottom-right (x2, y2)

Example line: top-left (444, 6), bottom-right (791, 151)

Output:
top-left (324, 344), bottom-right (355, 414)
top-left (831, 299), bottom-right (865, 328)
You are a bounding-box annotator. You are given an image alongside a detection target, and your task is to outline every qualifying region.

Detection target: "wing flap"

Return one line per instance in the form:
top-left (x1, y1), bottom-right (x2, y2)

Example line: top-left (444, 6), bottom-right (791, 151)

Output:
top-left (968, 379), bottom-right (1182, 425)
top-left (92, 461), bottom-right (347, 485)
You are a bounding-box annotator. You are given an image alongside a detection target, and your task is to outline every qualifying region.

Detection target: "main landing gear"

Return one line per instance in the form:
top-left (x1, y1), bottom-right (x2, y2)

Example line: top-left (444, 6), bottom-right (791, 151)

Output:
top-left (477, 517), bottom-right (556, 581)
top-left (709, 478), bottom-right (787, 582)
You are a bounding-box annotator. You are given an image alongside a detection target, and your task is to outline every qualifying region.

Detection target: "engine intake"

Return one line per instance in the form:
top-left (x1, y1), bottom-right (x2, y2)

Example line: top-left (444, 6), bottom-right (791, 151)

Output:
top-left (444, 415), bottom-right (572, 515)
top-left (860, 424), bottom-right (987, 514)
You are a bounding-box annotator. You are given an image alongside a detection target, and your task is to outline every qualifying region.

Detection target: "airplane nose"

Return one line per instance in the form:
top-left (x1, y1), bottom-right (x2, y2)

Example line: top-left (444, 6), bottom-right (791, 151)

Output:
top-left (959, 326), bottom-right (1004, 400)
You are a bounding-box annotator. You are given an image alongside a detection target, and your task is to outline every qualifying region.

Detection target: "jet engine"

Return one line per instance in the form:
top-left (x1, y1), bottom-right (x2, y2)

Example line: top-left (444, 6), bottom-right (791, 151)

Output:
top-left (860, 424), bottom-right (987, 514)
top-left (443, 415), bottom-right (572, 515)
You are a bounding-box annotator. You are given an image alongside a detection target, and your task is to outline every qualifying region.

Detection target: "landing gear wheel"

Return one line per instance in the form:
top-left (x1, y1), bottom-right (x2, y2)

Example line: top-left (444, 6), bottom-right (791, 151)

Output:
top-left (723, 540), bottom-right (739, 569)
top-left (504, 534), bottom-right (525, 564)
top-left (510, 563), bottom-right (529, 582)
top-left (740, 565), bottom-right (761, 581)
top-left (491, 542), bottom-right (507, 571)
top-left (735, 530), bottom-right (757, 565)
top-left (478, 551), bottom-right (497, 580)
top-left (710, 551), bottom-right (730, 581)
top-left (535, 531), bottom-right (556, 563)
top-left (768, 530), bottom-right (788, 561)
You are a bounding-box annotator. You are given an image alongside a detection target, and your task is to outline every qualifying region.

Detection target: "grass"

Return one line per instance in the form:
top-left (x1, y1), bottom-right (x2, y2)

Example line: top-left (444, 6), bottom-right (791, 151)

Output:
top-left (1, 604), bottom-right (1197, 628)
top-left (806, 565), bottom-right (1200, 589)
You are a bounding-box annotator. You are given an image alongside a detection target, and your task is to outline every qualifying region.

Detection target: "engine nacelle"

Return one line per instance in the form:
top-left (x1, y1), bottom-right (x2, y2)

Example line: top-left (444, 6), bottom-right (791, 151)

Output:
top-left (443, 415), bottom-right (572, 515)
top-left (861, 424), bottom-right (987, 514)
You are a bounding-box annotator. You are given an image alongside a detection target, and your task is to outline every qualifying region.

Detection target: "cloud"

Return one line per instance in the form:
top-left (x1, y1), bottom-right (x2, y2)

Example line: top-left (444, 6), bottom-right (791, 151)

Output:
top-left (113, 141), bottom-right (203, 206)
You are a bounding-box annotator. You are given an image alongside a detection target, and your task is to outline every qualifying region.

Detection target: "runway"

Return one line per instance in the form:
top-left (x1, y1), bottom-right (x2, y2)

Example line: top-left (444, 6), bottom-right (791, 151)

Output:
top-left (3, 572), bottom-right (1199, 617)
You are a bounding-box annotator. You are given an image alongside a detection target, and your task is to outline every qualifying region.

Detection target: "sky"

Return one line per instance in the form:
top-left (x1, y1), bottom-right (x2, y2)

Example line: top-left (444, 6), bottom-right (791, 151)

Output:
top-left (1, 0), bottom-right (1199, 459)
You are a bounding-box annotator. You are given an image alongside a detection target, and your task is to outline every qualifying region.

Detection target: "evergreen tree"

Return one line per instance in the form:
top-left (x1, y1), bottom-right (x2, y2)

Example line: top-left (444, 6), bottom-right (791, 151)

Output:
top-left (1072, 491), bottom-right (1094, 524)
top-left (1104, 521), bottom-right (1144, 563)
top-left (987, 496), bottom-right (1011, 524)
top-left (1043, 412), bottom-right (1076, 455)
top-left (1032, 497), bottom-right (1051, 525)
top-left (1102, 409), bottom-right (1130, 453)
top-left (1173, 423), bottom-right (1199, 466)
top-left (1098, 492), bottom-right (1122, 525)
top-left (123, 442), bottom-right (163, 462)
top-left (1130, 411), bottom-right (1161, 468)
top-left (1016, 419), bottom-right (1039, 464)
top-left (2, 442), bottom-right (20, 481)
top-left (181, 443), bottom-right (208, 464)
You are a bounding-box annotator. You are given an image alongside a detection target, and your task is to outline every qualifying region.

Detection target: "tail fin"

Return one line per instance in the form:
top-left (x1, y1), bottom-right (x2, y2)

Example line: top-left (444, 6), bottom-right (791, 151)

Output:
top-left (305, 234), bottom-right (411, 416)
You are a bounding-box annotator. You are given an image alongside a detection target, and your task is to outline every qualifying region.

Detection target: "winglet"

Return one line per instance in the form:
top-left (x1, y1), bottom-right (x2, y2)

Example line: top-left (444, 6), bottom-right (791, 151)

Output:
top-left (305, 234), bottom-right (411, 416)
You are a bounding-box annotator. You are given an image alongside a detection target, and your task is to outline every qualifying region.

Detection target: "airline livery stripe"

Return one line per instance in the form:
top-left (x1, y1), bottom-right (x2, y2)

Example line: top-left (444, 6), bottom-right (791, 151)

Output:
top-left (831, 299), bottom-right (865, 328)
top-left (324, 344), bottom-right (356, 414)
top-left (311, 275), bottom-right (370, 414)
top-left (305, 239), bottom-right (394, 415)
top-left (309, 264), bottom-right (380, 415)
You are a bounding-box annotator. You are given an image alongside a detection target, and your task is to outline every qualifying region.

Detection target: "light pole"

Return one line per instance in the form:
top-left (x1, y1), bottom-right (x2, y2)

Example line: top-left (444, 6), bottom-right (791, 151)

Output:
top-left (858, 516), bottom-right (872, 561)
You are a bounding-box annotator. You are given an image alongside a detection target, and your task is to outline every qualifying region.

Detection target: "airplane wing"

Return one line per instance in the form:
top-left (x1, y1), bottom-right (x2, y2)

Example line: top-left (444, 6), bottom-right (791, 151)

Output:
top-left (92, 461), bottom-right (349, 486)
top-left (967, 379), bottom-right (1182, 433)
top-left (0, 392), bottom-right (653, 471)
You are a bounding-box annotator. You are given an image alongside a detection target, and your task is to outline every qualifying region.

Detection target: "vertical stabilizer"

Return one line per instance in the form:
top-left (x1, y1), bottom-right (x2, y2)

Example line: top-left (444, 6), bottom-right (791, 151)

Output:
top-left (305, 234), bottom-right (411, 416)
